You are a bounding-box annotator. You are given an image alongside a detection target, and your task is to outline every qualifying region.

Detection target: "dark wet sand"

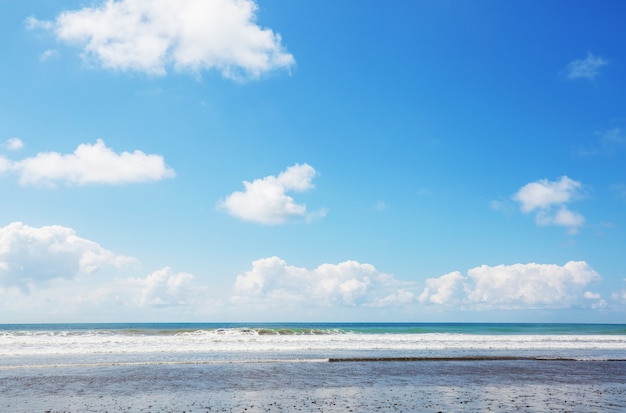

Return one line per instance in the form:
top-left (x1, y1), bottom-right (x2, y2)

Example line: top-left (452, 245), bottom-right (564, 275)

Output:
top-left (1, 360), bottom-right (625, 412)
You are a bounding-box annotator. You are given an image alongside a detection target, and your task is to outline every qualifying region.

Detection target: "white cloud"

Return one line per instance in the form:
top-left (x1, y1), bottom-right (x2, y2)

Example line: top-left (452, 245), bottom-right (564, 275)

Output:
top-left (0, 156), bottom-right (10, 174)
top-left (419, 261), bottom-right (602, 310)
top-left (233, 256), bottom-right (415, 308)
top-left (10, 139), bottom-right (175, 186)
top-left (0, 222), bottom-right (136, 291)
top-left (218, 163), bottom-right (324, 225)
top-left (28, 0), bottom-right (294, 80)
top-left (512, 176), bottom-right (585, 233)
top-left (419, 271), bottom-right (465, 305)
top-left (514, 176), bottom-right (581, 212)
top-left (0, 222), bottom-right (215, 320)
top-left (0, 266), bottom-right (213, 321)
top-left (566, 52), bottom-right (608, 80)
top-left (5, 138), bottom-right (24, 151)
top-left (535, 206), bottom-right (585, 232)
top-left (122, 267), bottom-right (198, 307)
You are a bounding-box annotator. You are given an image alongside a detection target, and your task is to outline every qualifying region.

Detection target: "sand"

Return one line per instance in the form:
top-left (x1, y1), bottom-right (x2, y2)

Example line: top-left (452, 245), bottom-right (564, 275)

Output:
top-left (2, 360), bottom-right (625, 412)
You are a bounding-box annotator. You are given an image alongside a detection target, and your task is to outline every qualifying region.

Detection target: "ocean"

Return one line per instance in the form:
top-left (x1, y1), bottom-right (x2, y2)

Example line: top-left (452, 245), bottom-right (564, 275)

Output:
top-left (1, 323), bottom-right (625, 412)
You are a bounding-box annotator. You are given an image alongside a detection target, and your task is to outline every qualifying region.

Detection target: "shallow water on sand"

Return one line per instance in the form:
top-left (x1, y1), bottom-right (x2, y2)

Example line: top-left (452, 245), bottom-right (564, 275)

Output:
top-left (2, 359), bottom-right (625, 412)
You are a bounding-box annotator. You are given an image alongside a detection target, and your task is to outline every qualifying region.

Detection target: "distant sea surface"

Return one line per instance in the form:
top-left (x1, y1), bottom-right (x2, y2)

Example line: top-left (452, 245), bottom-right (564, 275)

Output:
top-left (1, 322), bottom-right (625, 369)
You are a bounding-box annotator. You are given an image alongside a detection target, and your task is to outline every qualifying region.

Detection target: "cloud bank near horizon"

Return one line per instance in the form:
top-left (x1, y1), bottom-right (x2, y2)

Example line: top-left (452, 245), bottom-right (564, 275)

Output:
top-left (0, 222), bottom-right (619, 321)
top-left (26, 0), bottom-right (295, 80)
top-left (0, 222), bottom-right (211, 320)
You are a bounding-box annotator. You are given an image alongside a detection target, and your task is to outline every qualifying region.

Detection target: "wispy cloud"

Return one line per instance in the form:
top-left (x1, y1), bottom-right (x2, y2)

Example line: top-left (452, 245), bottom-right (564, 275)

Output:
top-left (26, 0), bottom-right (295, 80)
top-left (565, 52), bottom-right (608, 80)
top-left (38, 49), bottom-right (59, 62)
top-left (511, 176), bottom-right (585, 233)
top-left (578, 128), bottom-right (626, 156)
top-left (612, 281), bottom-right (626, 304)
top-left (4, 138), bottom-right (24, 151)
top-left (419, 261), bottom-right (604, 309)
top-left (6, 139), bottom-right (175, 186)
top-left (218, 163), bottom-right (325, 225)
top-left (610, 184), bottom-right (626, 201)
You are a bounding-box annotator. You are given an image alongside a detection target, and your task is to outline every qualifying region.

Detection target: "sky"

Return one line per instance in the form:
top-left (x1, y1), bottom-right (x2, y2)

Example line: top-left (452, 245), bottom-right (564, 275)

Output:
top-left (1, 0), bottom-right (626, 323)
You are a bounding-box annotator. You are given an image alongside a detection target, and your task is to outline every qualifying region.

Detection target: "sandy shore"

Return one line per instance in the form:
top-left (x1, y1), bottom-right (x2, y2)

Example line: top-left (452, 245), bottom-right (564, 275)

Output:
top-left (8, 384), bottom-right (625, 412)
top-left (2, 360), bottom-right (625, 412)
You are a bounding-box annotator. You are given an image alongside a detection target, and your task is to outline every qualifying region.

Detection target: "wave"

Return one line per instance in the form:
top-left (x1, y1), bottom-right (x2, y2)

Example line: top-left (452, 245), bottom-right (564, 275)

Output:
top-left (1, 332), bottom-right (625, 357)
top-left (0, 327), bottom-right (349, 338)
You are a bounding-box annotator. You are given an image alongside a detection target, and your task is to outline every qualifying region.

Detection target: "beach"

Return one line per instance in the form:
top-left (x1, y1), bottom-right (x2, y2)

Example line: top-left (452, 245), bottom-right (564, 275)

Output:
top-left (1, 323), bottom-right (625, 412)
top-left (2, 359), bottom-right (625, 412)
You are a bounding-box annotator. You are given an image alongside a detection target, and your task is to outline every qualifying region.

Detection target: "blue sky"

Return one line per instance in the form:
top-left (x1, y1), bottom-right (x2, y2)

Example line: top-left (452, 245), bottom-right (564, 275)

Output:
top-left (1, 0), bottom-right (625, 323)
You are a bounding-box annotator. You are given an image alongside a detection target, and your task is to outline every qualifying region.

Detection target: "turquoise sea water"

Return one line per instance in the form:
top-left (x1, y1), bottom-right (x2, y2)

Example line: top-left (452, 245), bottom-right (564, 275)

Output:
top-left (2, 322), bottom-right (625, 335)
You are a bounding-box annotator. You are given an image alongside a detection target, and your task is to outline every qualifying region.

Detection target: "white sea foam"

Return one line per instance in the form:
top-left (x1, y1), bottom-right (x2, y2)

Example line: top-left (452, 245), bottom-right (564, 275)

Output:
top-left (1, 331), bottom-right (625, 358)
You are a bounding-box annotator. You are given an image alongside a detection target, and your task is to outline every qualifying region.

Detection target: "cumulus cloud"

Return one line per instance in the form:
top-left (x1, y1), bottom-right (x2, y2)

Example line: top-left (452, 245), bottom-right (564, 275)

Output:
top-left (120, 267), bottom-right (198, 307)
top-left (512, 176), bottom-right (585, 233)
top-left (535, 206), bottom-right (585, 229)
top-left (514, 176), bottom-right (581, 212)
top-left (27, 0), bottom-right (295, 80)
top-left (233, 256), bottom-right (416, 308)
top-left (0, 222), bottom-right (213, 320)
top-left (0, 222), bottom-right (136, 291)
top-left (419, 271), bottom-right (465, 305)
top-left (565, 52), bottom-right (608, 80)
top-left (0, 265), bottom-right (212, 321)
top-left (419, 261), bottom-right (602, 310)
top-left (9, 139), bottom-right (174, 186)
top-left (218, 163), bottom-right (325, 225)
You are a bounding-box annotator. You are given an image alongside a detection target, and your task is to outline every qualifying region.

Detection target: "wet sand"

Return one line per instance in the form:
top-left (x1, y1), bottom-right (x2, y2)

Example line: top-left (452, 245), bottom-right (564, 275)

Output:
top-left (2, 360), bottom-right (625, 412)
